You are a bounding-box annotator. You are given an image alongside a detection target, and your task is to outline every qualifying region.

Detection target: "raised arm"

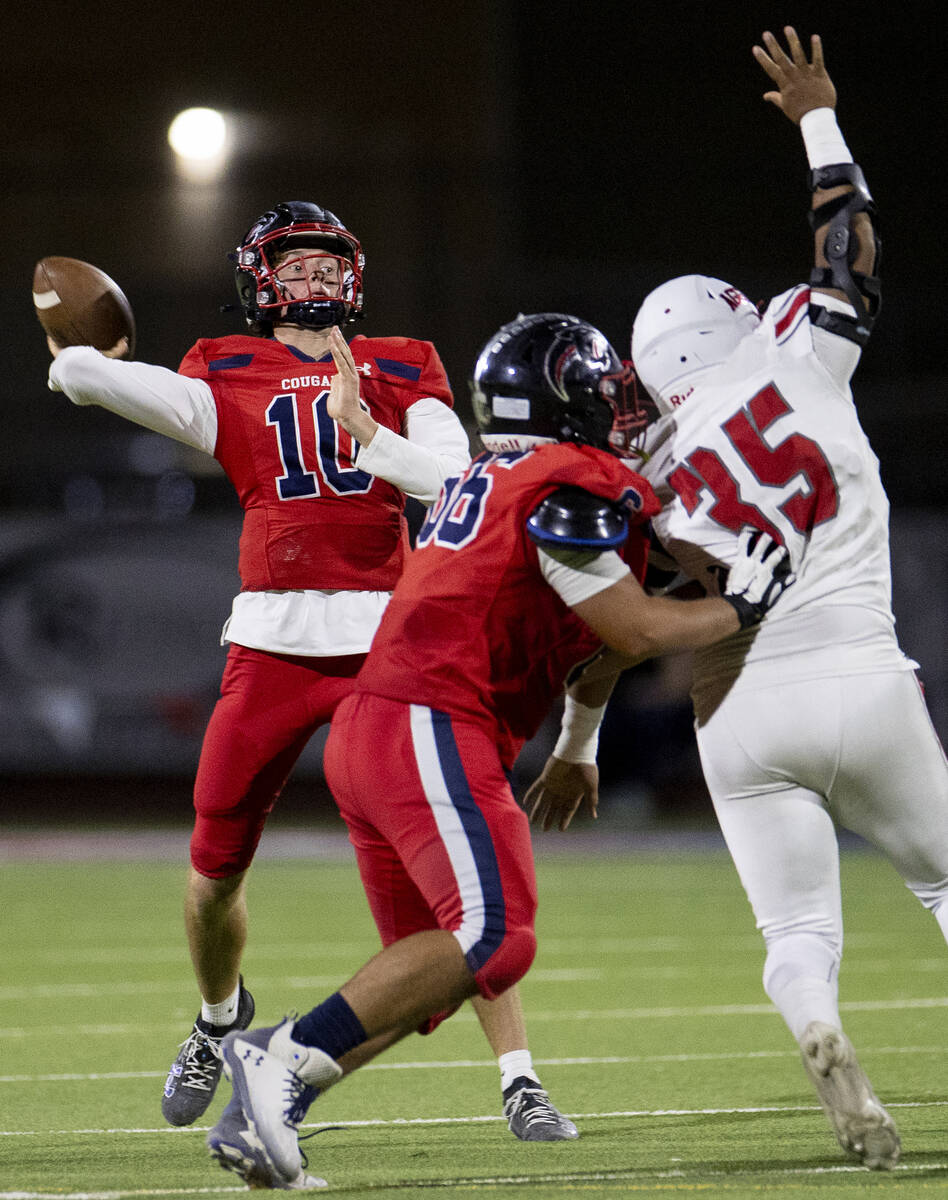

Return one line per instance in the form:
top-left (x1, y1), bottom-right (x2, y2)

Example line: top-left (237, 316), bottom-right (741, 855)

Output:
top-left (754, 27), bottom-right (880, 341)
top-left (326, 326), bottom-right (471, 505)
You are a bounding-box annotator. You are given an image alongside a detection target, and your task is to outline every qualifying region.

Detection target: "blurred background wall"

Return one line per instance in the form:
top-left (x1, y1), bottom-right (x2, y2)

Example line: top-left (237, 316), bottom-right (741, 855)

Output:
top-left (2, 1), bottom-right (944, 826)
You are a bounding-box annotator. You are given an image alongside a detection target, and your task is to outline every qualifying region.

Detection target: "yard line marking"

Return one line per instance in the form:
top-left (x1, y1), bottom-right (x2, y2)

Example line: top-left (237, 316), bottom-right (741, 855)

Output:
top-left (0, 979), bottom-right (337, 1002)
top-left (9, 954), bottom-right (946, 993)
top-left (309, 1098), bottom-right (948, 1126)
top-left (20, 930), bottom-right (937, 969)
top-left (33, 935), bottom-right (702, 963)
top-left (3, 1043), bottom-right (946, 1085)
top-left (5, 994), bottom-right (948, 1039)
top-left (5, 1161), bottom-right (948, 1197)
top-left (0, 1191), bottom-right (246, 1198)
top-left (386, 1160), bottom-right (948, 1187)
top-left (284, 967), bottom-right (604, 988)
top-left (471, 995), bottom-right (948, 1020)
top-left (4, 1099), bottom-right (948, 1138)
top-left (538, 930), bottom-right (917, 953)
top-left (30, 943), bottom-right (376, 964)
top-left (0, 967), bottom-right (602, 1003)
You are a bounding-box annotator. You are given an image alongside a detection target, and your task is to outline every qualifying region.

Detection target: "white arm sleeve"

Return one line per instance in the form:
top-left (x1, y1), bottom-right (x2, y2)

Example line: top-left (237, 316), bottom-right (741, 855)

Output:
top-left (48, 345), bottom-right (218, 454)
top-left (809, 293), bottom-right (863, 390)
top-left (354, 396), bottom-right (472, 505)
top-left (538, 545), bottom-right (630, 607)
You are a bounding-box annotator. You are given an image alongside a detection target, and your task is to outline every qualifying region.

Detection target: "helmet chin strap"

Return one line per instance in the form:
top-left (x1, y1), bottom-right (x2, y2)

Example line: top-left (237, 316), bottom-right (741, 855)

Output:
top-left (276, 310), bottom-right (341, 333)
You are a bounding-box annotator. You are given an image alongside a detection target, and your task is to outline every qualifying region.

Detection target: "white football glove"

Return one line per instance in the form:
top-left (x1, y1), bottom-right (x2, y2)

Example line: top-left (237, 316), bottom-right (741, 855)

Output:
top-left (722, 528), bottom-right (796, 629)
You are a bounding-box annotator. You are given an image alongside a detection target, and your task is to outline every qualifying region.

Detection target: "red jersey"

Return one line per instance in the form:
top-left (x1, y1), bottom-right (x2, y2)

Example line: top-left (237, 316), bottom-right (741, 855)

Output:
top-left (178, 334), bottom-right (454, 592)
top-left (356, 444), bottom-right (659, 768)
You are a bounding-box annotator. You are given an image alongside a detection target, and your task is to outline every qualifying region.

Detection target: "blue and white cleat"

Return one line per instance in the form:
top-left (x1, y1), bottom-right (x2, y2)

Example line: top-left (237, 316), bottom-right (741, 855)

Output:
top-left (207, 1092), bottom-right (328, 1189)
top-left (219, 1018), bottom-right (342, 1186)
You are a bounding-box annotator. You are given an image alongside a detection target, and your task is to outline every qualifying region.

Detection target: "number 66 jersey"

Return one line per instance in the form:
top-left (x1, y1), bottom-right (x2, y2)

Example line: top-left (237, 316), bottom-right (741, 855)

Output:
top-left (639, 285), bottom-right (916, 719)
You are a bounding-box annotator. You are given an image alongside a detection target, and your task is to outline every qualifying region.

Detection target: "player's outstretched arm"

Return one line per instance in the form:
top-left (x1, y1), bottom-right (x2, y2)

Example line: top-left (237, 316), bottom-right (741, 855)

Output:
top-left (47, 343), bottom-right (218, 453)
top-left (572, 531), bottom-right (793, 662)
top-left (754, 27), bottom-right (878, 311)
top-left (526, 535), bottom-right (794, 828)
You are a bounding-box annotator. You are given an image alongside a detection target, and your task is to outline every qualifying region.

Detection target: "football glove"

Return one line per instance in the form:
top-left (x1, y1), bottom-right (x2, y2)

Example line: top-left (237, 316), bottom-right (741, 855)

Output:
top-left (722, 529), bottom-right (795, 629)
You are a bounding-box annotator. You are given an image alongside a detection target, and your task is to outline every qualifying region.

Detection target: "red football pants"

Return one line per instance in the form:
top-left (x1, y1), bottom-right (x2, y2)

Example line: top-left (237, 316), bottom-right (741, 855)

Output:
top-left (324, 692), bottom-right (538, 1004)
top-left (190, 643), bottom-right (365, 878)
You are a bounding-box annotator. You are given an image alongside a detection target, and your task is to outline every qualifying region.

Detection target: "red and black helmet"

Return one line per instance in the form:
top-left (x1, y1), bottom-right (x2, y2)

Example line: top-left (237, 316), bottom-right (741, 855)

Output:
top-left (232, 201), bottom-right (364, 334)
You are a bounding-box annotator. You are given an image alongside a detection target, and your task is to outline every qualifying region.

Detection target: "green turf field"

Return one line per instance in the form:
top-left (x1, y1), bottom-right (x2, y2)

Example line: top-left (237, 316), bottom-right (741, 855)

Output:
top-left (3, 839), bottom-right (948, 1196)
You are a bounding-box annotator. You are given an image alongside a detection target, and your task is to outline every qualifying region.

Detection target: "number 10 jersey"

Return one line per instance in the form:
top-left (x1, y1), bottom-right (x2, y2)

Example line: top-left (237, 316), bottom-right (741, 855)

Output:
top-left (179, 334), bottom-right (454, 593)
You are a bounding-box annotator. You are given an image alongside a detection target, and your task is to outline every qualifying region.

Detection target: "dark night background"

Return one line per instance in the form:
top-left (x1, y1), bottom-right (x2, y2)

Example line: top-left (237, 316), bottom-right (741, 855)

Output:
top-left (1, 2), bottom-right (945, 825)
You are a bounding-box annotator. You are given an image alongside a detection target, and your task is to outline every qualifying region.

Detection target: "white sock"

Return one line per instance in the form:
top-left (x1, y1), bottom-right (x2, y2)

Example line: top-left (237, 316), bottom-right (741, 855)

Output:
top-left (201, 982), bottom-right (241, 1028)
top-left (499, 1049), bottom-right (539, 1091)
top-left (763, 933), bottom-right (841, 1043)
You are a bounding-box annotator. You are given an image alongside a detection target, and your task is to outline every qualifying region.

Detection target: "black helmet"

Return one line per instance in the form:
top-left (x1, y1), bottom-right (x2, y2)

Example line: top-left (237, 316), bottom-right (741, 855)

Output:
top-left (232, 201), bottom-right (364, 334)
top-left (470, 313), bottom-right (643, 454)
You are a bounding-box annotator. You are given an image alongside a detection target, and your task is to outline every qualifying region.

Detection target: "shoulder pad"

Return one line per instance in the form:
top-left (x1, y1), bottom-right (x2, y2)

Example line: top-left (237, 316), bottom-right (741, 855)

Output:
top-left (526, 486), bottom-right (628, 550)
top-left (350, 334), bottom-right (428, 360)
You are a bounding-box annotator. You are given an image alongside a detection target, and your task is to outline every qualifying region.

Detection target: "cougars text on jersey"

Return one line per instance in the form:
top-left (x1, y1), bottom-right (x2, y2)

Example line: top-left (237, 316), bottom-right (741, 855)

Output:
top-left (179, 334), bottom-right (453, 591)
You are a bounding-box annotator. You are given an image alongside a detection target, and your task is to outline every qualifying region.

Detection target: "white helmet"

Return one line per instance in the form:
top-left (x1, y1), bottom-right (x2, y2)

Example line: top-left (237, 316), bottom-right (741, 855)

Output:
top-left (631, 275), bottom-right (761, 416)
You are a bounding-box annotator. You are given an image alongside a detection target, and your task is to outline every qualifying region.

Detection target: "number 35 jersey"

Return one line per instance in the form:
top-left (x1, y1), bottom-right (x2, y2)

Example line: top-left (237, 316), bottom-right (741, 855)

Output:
top-left (639, 285), bottom-right (915, 704)
top-left (179, 334), bottom-right (453, 592)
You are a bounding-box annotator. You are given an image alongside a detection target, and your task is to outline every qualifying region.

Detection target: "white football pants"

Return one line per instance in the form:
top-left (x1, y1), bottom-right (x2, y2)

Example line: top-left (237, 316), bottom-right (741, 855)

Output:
top-left (695, 669), bottom-right (948, 1040)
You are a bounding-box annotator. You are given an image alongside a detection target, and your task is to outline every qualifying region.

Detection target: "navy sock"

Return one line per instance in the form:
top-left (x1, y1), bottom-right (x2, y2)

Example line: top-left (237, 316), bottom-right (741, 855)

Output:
top-left (292, 992), bottom-right (367, 1060)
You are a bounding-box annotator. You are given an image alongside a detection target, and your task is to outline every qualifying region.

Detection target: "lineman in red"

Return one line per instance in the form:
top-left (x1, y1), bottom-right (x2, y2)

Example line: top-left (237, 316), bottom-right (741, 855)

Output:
top-left (206, 312), bottom-right (797, 1188)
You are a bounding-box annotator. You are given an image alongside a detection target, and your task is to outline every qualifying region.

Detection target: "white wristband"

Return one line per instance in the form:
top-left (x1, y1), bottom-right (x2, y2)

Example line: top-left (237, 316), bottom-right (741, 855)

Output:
top-left (800, 107), bottom-right (853, 169)
top-left (553, 694), bottom-right (607, 765)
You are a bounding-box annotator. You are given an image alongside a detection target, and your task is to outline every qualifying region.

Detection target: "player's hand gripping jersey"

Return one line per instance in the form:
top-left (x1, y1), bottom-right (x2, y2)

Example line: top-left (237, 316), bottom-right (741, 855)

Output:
top-left (355, 443), bottom-right (659, 769)
top-left (179, 334), bottom-right (454, 592)
top-left (640, 288), bottom-right (913, 706)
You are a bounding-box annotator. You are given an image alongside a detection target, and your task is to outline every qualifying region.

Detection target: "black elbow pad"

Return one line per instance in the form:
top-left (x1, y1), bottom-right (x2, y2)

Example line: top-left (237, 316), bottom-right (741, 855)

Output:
top-left (807, 161), bottom-right (882, 344)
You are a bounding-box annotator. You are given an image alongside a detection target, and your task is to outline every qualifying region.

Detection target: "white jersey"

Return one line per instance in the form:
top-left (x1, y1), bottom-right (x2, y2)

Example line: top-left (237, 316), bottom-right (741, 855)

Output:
top-left (639, 286), bottom-right (915, 719)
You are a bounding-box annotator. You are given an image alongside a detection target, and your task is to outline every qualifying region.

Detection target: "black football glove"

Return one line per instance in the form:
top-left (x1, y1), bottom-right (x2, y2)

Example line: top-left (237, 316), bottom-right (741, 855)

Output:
top-left (722, 529), bottom-right (795, 629)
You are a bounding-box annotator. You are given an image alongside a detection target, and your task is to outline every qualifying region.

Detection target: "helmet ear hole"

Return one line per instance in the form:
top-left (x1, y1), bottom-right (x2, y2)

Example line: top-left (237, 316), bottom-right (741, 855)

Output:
top-left (631, 274), bottom-right (761, 413)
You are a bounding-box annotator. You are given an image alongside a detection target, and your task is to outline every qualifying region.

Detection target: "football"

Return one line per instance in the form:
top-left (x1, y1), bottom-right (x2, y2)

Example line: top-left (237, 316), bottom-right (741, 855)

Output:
top-left (32, 256), bottom-right (135, 358)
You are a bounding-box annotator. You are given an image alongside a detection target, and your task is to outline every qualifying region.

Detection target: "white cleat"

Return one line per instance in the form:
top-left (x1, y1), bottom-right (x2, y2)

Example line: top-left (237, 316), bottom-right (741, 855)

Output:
top-left (799, 1021), bottom-right (901, 1170)
top-left (207, 1093), bottom-right (328, 1189)
top-left (220, 1019), bottom-right (342, 1186)
top-left (283, 1168), bottom-right (329, 1190)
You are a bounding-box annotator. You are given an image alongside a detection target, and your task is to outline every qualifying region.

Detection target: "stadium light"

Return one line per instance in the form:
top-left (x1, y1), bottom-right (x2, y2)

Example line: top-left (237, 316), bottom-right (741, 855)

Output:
top-left (168, 107), bottom-right (229, 181)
